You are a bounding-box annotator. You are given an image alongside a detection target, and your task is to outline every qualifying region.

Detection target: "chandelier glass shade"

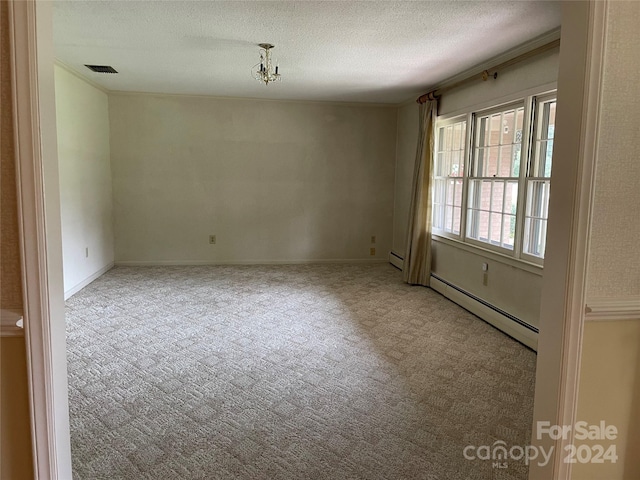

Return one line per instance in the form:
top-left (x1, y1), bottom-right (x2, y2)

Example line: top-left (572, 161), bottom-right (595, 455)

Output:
top-left (253, 43), bottom-right (281, 85)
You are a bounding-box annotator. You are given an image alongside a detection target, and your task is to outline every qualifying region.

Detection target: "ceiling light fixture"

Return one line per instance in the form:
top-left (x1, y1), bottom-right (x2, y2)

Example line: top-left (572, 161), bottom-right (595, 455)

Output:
top-left (253, 43), bottom-right (281, 85)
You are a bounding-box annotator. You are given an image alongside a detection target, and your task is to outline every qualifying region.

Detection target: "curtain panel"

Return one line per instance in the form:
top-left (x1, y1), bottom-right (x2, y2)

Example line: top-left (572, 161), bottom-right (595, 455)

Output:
top-left (403, 100), bottom-right (437, 286)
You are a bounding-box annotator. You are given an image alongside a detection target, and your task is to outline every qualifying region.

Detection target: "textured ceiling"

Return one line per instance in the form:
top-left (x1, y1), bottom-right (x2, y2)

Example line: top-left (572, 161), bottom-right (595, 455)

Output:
top-left (53, 1), bottom-right (561, 104)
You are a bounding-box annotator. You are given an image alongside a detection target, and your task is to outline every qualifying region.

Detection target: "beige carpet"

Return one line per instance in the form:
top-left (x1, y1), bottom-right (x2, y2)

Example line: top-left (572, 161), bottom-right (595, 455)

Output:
top-left (65, 263), bottom-right (536, 479)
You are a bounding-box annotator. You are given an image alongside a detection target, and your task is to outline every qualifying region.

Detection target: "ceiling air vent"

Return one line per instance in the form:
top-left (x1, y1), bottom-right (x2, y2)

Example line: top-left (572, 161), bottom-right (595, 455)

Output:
top-left (85, 64), bottom-right (118, 74)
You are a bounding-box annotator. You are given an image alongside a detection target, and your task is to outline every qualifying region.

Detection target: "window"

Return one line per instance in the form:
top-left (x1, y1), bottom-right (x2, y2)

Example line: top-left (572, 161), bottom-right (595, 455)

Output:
top-left (467, 104), bottom-right (524, 250)
top-left (432, 91), bottom-right (556, 264)
top-left (523, 96), bottom-right (555, 258)
top-left (433, 119), bottom-right (466, 235)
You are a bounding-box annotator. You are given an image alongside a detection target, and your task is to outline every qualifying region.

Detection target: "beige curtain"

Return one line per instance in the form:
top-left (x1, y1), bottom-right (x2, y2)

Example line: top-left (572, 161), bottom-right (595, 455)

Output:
top-left (403, 100), bottom-right (437, 286)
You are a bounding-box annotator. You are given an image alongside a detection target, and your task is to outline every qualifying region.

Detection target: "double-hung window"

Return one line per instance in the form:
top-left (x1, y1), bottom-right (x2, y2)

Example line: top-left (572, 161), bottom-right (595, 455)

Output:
top-left (432, 91), bottom-right (556, 264)
top-left (433, 119), bottom-right (467, 235)
top-left (467, 103), bottom-right (524, 251)
top-left (523, 95), bottom-right (556, 259)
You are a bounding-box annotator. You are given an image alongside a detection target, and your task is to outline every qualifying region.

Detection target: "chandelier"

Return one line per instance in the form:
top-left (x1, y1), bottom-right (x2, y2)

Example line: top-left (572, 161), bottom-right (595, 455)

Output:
top-left (252, 43), bottom-right (281, 85)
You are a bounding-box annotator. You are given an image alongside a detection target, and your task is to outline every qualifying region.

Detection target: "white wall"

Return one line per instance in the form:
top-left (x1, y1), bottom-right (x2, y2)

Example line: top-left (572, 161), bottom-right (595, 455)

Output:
top-left (391, 48), bottom-right (558, 331)
top-left (585, 2), bottom-right (640, 300)
top-left (55, 65), bottom-right (114, 297)
top-left (573, 2), bottom-right (640, 478)
top-left (391, 102), bottom-right (418, 257)
top-left (109, 94), bottom-right (397, 264)
top-left (439, 48), bottom-right (559, 116)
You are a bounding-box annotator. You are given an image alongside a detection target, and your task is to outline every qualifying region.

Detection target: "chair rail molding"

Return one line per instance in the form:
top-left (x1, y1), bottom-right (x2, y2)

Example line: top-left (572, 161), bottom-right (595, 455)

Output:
top-left (585, 297), bottom-right (640, 322)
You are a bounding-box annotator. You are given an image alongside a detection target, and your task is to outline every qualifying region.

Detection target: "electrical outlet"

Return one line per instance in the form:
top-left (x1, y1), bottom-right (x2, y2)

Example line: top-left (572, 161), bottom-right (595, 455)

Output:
top-left (85, 247), bottom-right (89, 258)
top-left (370, 247), bottom-right (376, 256)
top-left (482, 262), bottom-right (488, 271)
top-left (209, 235), bottom-right (216, 245)
top-left (371, 235), bottom-right (376, 244)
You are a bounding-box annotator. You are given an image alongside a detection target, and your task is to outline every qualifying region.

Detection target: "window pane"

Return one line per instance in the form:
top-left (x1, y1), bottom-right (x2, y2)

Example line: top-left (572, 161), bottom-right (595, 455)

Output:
top-left (435, 152), bottom-right (444, 176)
top-left (446, 180), bottom-right (455, 205)
top-left (443, 125), bottom-right (453, 150)
top-left (450, 150), bottom-right (462, 177)
top-left (453, 179), bottom-right (463, 206)
top-left (491, 181), bottom-right (504, 212)
top-left (433, 119), bottom-right (467, 235)
top-left (515, 108), bottom-right (524, 131)
top-left (452, 206), bottom-right (461, 234)
top-left (445, 205), bottom-right (454, 232)
top-left (490, 212), bottom-right (502, 245)
top-left (502, 214), bottom-right (516, 249)
top-left (524, 179), bottom-right (551, 258)
top-left (468, 179), bottom-right (481, 209)
top-left (438, 126), bottom-right (445, 150)
top-left (505, 181), bottom-right (518, 215)
top-left (489, 113), bottom-right (501, 146)
top-left (502, 110), bottom-right (516, 144)
top-left (477, 210), bottom-right (489, 241)
top-left (453, 122), bottom-right (464, 150)
top-left (478, 117), bottom-right (490, 147)
top-left (532, 99), bottom-right (556, 177)
top-left (523, 217), bottom-right (547, 257)
top-left (485, 147), bottom-right (499, 177)
top-left (499, 145), bottom-right (513, 177)
top-left (433, 204), bottom-right (444, 230)
top-left (467, 208), bottom-right (477, 236)
top-left (480, 180), bottom-right (491, 210)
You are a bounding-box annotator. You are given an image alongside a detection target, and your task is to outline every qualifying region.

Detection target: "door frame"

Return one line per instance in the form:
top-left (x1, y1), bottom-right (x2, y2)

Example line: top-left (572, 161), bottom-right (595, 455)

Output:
top-left (9, 1), bottom-right (72, 478)
top-left (8, 1), bottom-right (606, 479)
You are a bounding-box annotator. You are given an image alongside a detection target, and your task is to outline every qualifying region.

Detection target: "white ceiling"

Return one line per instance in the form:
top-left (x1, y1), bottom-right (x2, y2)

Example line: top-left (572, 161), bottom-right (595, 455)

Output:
top-left (53, 1), bottom-right (561, 104)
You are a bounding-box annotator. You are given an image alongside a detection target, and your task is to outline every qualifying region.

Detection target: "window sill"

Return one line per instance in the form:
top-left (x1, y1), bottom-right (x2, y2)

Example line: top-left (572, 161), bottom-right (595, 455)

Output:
top-left (431, 233), bottom-right (544, 276)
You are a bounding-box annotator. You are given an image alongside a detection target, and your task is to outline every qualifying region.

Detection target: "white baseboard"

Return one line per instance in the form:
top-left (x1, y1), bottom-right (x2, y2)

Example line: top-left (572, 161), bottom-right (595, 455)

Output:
top-left (430, 275), bottom-right (539, 351)
top-left (114, 258), bottom-right (389, 267)
top-left (389, 251), bottom-right (404, 270)
top-left (64, 262), bottom-right (114, 300)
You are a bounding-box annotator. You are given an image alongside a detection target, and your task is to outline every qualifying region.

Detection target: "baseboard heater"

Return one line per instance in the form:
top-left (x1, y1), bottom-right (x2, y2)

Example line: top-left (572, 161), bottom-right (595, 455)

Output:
top-left (430, 274), bottom-right (539, 351)
top-left (389, 251), bottom-right (404, 270)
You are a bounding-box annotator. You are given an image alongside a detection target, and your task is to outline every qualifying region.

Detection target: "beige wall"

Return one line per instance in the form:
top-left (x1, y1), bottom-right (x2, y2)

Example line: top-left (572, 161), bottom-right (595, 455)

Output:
top-left (391, 102), bottom-right (418, 257)
top-left (391, 48), bottom-right (558, 330)
top-left (109, 94), bottom-right (397, 264)
top-left (1, 338), bottom-right (34, 480)
top-left (573, 320), bottom-right (640, 480)
top-left (573, 2), bottom-right (640, 479)
top-left (0, 1), bottom-right (33, 478)
top-left (55, 64), bottom-right (114, 297)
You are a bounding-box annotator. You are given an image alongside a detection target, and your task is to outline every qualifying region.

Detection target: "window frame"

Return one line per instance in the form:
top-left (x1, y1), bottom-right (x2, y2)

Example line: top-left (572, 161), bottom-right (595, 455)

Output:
top-left (432, 115), bottom-right (470, 239)
top-left (431, 86), bottom-right (557, 267)
top-left (520, 93), bottom-right (557, 265)
top-left (465, 100), bottom-right (530, 255)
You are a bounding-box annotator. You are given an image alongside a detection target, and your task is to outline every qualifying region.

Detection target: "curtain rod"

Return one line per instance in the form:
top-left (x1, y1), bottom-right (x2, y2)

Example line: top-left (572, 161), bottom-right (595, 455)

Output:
top-left (416, 38), bottom-right (560, 104)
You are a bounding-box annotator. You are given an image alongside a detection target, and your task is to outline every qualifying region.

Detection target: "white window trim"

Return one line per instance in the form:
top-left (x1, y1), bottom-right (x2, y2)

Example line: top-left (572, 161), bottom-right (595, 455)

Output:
top-left (520, 92), bottom-right (558, 266)
top-left (433, 84), bottom-right (557, 268)
top-left (432, 114), bottom-right (469, 240)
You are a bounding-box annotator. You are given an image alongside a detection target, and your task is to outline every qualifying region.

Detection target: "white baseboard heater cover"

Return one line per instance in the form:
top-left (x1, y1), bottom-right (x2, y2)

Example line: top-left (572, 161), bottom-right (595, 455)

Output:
top-left (430, 274), bottom-right (538, 351)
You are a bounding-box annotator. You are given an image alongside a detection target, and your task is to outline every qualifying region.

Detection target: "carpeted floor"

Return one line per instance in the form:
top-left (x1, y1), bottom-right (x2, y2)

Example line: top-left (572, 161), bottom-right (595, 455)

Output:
top-left (65, 263), bottom-right (536, 480)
